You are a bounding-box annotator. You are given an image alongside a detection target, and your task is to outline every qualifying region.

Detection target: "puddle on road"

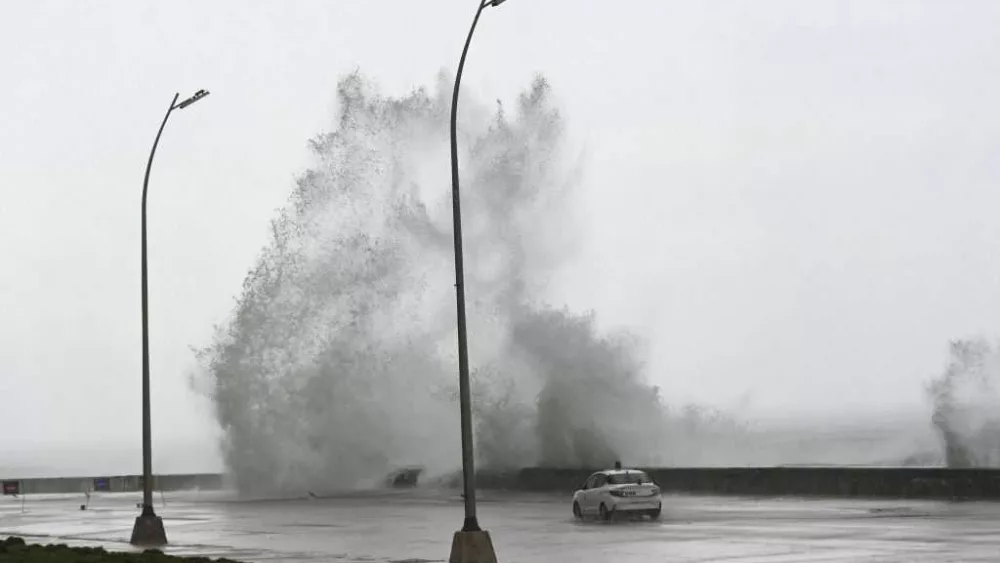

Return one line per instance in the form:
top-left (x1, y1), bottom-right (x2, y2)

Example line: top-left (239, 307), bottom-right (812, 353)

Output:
top-left (865, 507), bottom-right (929, 518)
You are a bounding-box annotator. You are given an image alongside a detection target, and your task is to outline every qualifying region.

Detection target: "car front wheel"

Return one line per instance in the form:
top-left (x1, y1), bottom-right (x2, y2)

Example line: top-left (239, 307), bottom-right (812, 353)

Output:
top-left (573, 502), bottom-right (582, 519)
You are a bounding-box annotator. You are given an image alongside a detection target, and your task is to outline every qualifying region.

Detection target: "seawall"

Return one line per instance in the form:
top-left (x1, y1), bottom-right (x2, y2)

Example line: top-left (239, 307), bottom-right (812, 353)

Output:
top-left (511, 467), bottom-right (1000, 499)
top-left (5, 468), bottom-right (1000, 500)
top-left (0, 473), bottom-right (224, 495)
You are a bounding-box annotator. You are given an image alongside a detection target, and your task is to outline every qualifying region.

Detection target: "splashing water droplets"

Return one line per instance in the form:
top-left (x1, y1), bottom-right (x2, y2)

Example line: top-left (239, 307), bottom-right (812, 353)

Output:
top-left (194, 72), bottom-right (667, 495)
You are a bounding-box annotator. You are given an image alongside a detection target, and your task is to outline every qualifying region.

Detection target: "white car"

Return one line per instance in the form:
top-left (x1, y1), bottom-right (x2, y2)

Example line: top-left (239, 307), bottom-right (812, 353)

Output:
top-left (572, 469), bottom-right (662, 521)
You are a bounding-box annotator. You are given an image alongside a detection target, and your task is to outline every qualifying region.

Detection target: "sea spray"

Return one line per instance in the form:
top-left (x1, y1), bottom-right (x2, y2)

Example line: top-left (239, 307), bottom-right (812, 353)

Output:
top-left (927, 339), bottom-right (1000, 467)
top-left (194, 72), bottom-right (669, 494)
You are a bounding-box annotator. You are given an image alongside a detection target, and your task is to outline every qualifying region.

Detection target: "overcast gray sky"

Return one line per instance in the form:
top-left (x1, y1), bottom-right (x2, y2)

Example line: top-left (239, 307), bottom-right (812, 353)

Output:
top-left (2, 0), bottom-right (1000, 471)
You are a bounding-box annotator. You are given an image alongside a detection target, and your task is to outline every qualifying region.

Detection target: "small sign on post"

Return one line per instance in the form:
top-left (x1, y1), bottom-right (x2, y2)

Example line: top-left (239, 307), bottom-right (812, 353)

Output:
top-left (93, 477), bottom-right (111, 492)
top-left (2, 480), bottom-right (20, 496)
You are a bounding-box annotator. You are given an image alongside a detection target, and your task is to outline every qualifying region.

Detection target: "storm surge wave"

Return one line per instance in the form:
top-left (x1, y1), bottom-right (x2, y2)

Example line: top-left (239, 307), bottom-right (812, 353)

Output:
top-left (194, 72), bottom-right (670, 494)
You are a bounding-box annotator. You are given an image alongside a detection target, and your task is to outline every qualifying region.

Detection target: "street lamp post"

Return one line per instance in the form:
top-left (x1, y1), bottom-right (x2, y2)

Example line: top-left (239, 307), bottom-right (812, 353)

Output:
top-left (448, 1), bottom-right (509, 562)
top-left (130, 89), bottom-right (210, 547)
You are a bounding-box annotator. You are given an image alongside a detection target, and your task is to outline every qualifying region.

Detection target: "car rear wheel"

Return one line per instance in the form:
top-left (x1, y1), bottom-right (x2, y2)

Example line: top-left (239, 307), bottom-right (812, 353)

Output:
top-left (648, 507), bottom-right (661, 520)
top-left (572, 502), bottom-right (582, 519)
top-left (599, 503), bottom-right (611, 521)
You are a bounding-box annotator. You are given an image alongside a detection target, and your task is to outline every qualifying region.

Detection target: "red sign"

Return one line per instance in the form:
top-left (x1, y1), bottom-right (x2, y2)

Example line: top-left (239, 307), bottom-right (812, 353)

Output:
top-left (1, 481), bottom-right (19, 495)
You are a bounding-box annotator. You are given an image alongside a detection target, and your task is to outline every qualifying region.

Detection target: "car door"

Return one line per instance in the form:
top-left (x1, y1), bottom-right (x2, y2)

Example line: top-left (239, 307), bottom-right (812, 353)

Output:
top-left (586, 473), bottom-right (607, 513)
top-left (580, 474), bottom-right (598, 513)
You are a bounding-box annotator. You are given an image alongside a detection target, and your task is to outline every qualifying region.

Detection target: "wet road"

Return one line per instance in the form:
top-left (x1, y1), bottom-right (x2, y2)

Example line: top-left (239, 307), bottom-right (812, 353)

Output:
top-left (2, 489), bottom-right (999, 562)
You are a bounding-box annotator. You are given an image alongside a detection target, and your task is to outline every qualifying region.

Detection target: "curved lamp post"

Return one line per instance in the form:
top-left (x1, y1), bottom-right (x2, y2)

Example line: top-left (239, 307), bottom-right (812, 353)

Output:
top-left (130, 89), bottom-right (209, 547)
top-left (448, 1), bottom-right (509, 561)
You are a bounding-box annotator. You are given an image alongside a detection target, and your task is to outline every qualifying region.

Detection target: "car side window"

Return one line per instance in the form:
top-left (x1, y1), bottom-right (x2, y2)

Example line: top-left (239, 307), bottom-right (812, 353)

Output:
top-left (593, 474), bottom-right (607, 488)
top-left (584, 474), bottom-right (597, 489)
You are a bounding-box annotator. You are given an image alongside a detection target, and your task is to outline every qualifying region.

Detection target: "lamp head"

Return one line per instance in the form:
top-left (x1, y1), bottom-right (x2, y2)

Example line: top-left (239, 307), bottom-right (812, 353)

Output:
top-left (176, 89), bottom-right (210, 109)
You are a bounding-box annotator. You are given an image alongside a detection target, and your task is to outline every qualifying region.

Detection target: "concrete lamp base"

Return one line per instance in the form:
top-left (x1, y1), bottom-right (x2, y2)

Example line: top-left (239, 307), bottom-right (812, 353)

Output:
top-left (130, 513), bottom-right (167, 547)
top-left (449, 530), bottom-right (498, 563)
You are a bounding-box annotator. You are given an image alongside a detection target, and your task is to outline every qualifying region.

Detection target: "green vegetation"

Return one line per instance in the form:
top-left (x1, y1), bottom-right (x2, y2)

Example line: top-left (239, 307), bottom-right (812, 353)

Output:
top-left (0, 537), bottom-right (244, 563)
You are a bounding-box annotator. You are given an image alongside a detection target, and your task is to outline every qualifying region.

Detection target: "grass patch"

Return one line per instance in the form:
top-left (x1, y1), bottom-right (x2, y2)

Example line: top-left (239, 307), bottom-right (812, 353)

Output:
top-left (0, 537), bottom-right (244, 562)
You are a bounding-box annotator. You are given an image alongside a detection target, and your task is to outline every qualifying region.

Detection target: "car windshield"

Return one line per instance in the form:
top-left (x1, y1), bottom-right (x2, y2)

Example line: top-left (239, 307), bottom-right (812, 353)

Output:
top-left (606, 471), bottom-right (652, 485)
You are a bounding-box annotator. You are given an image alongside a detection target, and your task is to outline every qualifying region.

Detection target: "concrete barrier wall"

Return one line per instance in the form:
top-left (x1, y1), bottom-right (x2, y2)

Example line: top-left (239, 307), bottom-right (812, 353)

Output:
top-left (511, 467), bottom-right (1000, 499)
top-left (2, 473), bottom-right (226, 495)
top-left (7, 468), bottom-right (1000, 499)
